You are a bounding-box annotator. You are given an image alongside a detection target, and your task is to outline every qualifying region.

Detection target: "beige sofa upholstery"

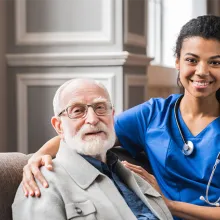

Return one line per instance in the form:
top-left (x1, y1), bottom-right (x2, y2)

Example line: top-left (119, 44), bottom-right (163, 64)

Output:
top-left (0, 153), bottom-right (31, 220)
top-left (0, 148), bottom-right (150, 220)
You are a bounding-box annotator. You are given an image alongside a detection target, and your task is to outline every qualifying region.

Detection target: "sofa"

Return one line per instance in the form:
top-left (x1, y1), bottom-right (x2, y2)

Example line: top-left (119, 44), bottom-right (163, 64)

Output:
top-left (0, 148), bottom-right (151, 220)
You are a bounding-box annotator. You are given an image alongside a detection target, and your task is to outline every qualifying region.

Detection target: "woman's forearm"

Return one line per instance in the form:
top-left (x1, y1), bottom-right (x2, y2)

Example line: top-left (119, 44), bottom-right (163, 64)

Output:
top-left (31, 136), bottom-right (61, 160)
top-left (167, 199), bottom-right (220, 220)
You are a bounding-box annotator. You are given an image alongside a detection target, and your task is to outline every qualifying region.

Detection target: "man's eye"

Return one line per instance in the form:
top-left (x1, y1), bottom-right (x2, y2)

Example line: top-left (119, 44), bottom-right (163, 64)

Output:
top-left (73, 108), bottom-right (82, 113)
top-left (69, 106), bottom-right (84, 115)
top-left (96, 104), bottom-right (106, 109)
top-left (95, 103), bottom-right (108, 114)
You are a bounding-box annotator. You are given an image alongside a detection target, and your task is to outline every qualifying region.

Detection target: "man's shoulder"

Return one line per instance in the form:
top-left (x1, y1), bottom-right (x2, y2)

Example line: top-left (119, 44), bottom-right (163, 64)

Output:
top-left (13, 160), bottom-right (66, 203)
top-left (40, 158), bottom-right (66, 178)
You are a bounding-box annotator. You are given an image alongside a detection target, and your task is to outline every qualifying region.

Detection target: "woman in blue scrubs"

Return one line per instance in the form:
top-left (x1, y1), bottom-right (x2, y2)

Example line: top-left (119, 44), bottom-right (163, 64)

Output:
top-left (23, 15), bottom-right (220, 219)
top-left (117, 15), bottom-right (220, 219)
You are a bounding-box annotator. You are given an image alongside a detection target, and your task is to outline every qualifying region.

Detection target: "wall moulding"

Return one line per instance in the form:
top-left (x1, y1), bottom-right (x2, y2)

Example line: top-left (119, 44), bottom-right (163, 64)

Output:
top-left (6, 52), bottom-right (152, 67)
top-left (15, 0), bottom-right (114, 45)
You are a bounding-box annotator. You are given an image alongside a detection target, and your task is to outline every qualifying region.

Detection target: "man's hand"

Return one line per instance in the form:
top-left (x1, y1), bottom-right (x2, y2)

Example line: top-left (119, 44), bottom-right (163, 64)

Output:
top-left (121, 161), bottom-right (162, 194)
top-left (22, 155), bottom-right (53, 197)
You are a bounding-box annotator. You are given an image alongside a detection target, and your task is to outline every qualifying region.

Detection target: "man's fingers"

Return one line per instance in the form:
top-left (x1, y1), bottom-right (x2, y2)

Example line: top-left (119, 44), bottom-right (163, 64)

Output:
top-left (42, 155), bottom-right (53, 171)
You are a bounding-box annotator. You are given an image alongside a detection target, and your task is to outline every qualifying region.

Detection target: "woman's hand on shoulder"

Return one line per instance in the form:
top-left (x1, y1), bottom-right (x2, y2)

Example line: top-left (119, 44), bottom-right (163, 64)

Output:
top-left (22, 154), bottom-right (53, 197)
top-left (121, 160), bottom-right (162, 194)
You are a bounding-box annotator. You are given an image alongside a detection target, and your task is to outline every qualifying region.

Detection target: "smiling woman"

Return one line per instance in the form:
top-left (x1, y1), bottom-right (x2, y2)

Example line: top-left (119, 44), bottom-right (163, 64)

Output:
top-left (114, 15), bottom-right (220, 220)
top-left (176, 37), bottom-right (220, 101)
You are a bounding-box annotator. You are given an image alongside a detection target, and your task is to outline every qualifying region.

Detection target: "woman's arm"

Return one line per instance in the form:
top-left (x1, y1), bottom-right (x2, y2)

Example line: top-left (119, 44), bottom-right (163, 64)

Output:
top-left (166, 198), bottom-right (220, 220)
top-left (122, 161), bottom-right (220, 220)
top-left (30, 135), bottom-right (60, 161)
top-left (22, 136), bottom-right (60, 197)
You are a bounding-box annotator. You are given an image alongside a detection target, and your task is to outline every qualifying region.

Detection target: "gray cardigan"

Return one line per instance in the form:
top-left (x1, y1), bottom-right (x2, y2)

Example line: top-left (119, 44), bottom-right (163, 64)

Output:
top-left (12, 141), bottom-right (173, 220)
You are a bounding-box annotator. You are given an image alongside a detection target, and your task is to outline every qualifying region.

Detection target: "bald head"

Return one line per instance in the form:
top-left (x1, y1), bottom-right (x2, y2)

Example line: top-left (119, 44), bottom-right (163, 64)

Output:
top-left (53, 78), bottom-right (111, 116)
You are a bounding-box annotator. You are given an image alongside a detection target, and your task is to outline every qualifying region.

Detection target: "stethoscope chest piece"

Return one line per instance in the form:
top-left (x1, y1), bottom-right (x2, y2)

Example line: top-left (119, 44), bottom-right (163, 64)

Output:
top-left (182, 140), bottom-right (194, 156)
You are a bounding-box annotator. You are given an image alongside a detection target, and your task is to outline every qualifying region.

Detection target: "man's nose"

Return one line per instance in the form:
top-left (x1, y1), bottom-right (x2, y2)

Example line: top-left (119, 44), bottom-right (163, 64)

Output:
top-left (85, 107), bottom-right (99, 125)
top-left (195, 62), bottom-right (209, 76)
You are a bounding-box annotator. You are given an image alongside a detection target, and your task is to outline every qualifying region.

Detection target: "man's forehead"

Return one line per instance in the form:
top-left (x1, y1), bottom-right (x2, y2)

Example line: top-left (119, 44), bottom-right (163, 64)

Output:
top-left (67, 96), bottom-right (108, 105)
top-left (60, 80), bottom-right (110, 106)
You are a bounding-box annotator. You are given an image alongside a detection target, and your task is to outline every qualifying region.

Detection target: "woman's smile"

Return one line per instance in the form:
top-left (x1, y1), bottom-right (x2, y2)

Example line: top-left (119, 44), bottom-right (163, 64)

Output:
top-left (189, 79), bottom-right (214, 89)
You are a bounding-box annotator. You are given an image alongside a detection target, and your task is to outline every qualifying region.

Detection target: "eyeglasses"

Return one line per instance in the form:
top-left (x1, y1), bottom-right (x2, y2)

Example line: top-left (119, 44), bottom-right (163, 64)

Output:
top-left (58, 101), bottom-right (113, 119)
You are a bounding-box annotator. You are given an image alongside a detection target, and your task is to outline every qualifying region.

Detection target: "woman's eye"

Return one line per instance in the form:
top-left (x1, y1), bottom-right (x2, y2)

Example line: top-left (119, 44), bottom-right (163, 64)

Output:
top-left (209, 60), bottom-right (220, 66)
top-left (185, 58), bottom-right (197, 63)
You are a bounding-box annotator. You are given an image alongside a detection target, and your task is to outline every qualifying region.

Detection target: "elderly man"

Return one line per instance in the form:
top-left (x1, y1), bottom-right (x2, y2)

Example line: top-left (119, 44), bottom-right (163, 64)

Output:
top-left (12, 79), bottom-right (172, 220)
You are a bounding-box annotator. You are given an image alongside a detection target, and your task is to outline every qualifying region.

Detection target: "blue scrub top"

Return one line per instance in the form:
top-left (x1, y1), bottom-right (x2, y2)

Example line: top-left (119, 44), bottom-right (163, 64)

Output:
top-left (115, 94), bottom-right (220, 217)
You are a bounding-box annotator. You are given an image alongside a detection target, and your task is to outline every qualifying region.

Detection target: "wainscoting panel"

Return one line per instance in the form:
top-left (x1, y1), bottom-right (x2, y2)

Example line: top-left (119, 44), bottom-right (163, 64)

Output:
top-left (15, 0), bottom-right (114, 45)
top-left (124, 74), bottom-right (147, 109)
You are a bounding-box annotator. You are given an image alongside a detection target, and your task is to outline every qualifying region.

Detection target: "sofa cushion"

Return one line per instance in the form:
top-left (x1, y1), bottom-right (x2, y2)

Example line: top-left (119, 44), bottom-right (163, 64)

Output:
top-left (0, 153), bottom-right (30, 220)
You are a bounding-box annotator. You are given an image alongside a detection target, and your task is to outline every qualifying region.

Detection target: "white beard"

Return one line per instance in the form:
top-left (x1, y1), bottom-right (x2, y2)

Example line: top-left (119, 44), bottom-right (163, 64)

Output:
top-left (63, 122), bottom-right (116, 160)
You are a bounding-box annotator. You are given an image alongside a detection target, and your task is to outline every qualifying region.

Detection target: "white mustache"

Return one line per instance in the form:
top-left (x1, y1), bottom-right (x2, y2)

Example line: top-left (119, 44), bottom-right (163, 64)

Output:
top-left (77, 123), bottom-right (108, 136)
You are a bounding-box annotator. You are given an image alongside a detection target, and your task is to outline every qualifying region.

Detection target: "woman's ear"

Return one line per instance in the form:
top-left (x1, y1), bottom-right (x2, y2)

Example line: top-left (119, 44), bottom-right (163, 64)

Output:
top-left (51, 116), bottom-right (64, 139)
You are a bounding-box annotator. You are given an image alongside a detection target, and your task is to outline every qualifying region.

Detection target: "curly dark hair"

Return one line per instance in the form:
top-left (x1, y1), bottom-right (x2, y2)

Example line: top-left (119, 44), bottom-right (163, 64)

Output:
top-left (175, 15), bottom-right (220, 101)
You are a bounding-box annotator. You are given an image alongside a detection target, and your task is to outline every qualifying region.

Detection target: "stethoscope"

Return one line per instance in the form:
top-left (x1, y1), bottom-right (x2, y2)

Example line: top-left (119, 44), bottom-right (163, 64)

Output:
top-left (174, 95), bottom-right (194, 156)
top-left (174, 95), bottom-right (220, 206)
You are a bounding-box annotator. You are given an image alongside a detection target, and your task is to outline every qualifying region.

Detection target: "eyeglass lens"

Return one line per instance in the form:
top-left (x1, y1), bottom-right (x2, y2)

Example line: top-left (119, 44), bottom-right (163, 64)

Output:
top-left (67, 102), bottom-right (111, 119)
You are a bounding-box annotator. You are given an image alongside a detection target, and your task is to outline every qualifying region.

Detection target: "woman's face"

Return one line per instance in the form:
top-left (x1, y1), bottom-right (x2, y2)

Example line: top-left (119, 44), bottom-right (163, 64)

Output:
top-left (176, 37), bottom-right (220, 99)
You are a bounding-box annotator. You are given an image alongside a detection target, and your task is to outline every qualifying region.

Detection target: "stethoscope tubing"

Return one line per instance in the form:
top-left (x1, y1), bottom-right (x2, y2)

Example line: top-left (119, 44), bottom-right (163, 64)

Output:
top-left (174, 95), bottom-right (194, 156)
top-left (174, 95), bottom-right (220, 206)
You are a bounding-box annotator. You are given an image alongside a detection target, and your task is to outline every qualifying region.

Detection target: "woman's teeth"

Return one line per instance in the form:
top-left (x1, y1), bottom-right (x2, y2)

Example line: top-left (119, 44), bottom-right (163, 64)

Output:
top-left (192, 81), bottom-right (210, 86)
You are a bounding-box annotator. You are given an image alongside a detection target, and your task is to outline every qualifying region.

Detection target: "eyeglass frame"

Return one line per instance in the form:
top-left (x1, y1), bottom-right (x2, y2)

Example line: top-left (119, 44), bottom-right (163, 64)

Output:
top-left (57, 101), bottom-right (113, 120)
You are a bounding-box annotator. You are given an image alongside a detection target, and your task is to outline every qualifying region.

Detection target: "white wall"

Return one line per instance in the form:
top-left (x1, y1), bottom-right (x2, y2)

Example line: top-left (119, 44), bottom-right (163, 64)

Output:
top-left (0, 0), bottom-right (7, 151)
top-left (162, 0), bottom-right (207, 67)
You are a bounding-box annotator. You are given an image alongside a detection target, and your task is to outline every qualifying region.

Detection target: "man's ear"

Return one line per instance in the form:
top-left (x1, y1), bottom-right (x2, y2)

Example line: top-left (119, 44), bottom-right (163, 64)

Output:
top-left (112, 107), bottom-right (115, 117)
top-left (175, 58), bottom-right (180, 70)
top-left (51, 116), bottom-right (64, 139)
